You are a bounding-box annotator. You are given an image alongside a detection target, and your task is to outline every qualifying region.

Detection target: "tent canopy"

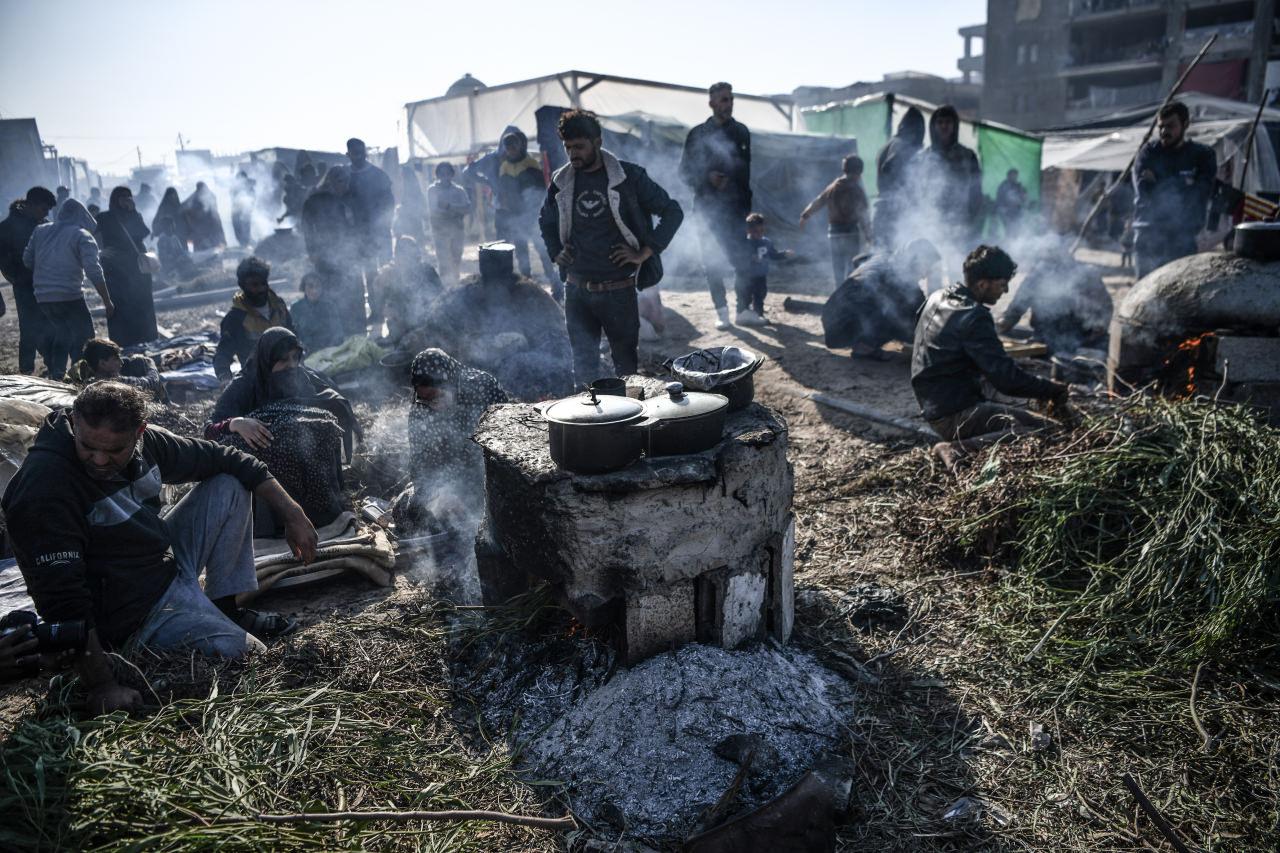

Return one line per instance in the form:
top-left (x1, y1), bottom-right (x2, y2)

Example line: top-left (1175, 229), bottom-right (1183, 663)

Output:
top-left (800, 92), bottom-right (1043, 202)
top-left (1040, 93), bottom-right (1280, 194)
top-left (405, 70), bottom-right (795, 159)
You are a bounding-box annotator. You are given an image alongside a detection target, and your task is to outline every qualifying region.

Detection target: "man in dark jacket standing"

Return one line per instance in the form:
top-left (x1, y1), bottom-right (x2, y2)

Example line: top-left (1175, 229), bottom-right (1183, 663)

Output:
top-left (1131, 101), bottom-right (1216, 279)
top-left (873, 107), bottom-right (925, 250)
top-left (0, 187), bottom-right (56, 373)
top-left (2, 382), bottom-right (316, 713)
top-left (920, 105), bottom-right (984, 251)
top-left (680, 82), bottom-right (750, 330)
top-left (214, 256), bottom-right (293, 381)
top-left (540, 109), bottom-right (684, 387)
top-left (343, 138), bottom-right (395, 324)
top-left (912, 245), bottom-right (1070, 462)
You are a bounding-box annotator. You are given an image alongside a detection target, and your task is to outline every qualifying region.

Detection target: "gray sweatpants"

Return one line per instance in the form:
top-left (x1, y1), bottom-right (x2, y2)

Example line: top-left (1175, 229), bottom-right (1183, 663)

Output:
top-left (133, 474), bottom-right (265, 658)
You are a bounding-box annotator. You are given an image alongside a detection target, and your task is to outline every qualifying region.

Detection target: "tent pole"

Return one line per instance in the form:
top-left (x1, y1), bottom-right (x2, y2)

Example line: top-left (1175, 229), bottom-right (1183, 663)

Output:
top-left (1238, 88), bottom-right (1270, 195)
top-left (1070, 34), bottom-right (1217, 255)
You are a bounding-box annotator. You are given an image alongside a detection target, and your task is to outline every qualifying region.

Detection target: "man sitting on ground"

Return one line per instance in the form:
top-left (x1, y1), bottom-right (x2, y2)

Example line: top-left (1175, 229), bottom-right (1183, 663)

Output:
top-left (911, 245), bottom-right (1072, 466)
top-left (71, 337), bottom-right (166, 400)
top-left (822, 238), bottom-right (940, 360)
top-left (995, 249), bottom-right (1112, 355)
top-left (214, 256), bottom-right (293, 382)
top-left (2, 382), bottom-right (316, 713)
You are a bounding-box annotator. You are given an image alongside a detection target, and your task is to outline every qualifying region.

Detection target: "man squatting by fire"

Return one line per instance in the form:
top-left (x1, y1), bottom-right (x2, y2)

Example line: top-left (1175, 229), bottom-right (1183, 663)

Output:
top-left (539, 109), bottom-right (684, 389)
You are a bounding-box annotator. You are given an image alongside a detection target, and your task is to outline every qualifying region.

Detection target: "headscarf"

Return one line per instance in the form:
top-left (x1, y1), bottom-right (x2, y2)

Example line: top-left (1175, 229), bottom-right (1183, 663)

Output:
top-left (210, 326), bottom-right (360, 456)
top-left (408, 348), bottom-right (508, 472)
top-left (99, 186), bottom-right (150, 253)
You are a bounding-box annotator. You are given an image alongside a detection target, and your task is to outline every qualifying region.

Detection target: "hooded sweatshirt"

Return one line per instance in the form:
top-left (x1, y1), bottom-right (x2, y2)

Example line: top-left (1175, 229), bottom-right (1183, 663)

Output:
top-left (1, 410), bottom-right (272, 647)
top-left (22, 199), bottom-right (106, 303)
top-left (923, 106), bottom-right (984, 232)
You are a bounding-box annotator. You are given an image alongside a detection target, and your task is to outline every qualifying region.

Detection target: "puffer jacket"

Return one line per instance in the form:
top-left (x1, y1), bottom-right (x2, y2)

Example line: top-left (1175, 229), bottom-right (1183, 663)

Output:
top-left (911, 283), bottom-right (1060, 421)
top-left (22, 199), bottom-right (106, 303)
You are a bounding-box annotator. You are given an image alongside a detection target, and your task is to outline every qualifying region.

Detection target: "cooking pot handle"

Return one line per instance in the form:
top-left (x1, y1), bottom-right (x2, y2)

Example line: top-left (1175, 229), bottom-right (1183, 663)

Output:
top-left (633, 415), bottom-right (662, 431)
top-left (532, 400), bottom-right (554, 415)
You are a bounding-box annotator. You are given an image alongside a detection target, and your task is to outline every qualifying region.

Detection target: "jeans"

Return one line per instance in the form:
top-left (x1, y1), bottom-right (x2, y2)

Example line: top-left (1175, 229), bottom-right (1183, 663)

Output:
top-left (828, 231), bottom-right (862, 286)
top-left (39, 298), bottom-right (95, 381)
top-left (1133, 228), bottom-right (1197, 280)
top-left (928, 401), bottom-right (1051, 442)
top-left (13, 286), bottom-right (53, 374)
top-left (736, 275), bottom-right (767, 315)
top-left (564, 282), bottom-right (640, 388)
top-left (698, 206), bottom-right (749, 311)
top-left (133, 474), bottom-right (264, 658)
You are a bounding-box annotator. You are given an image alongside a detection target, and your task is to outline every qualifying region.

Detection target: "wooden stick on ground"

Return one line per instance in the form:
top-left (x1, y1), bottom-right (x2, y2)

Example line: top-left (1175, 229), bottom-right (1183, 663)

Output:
top-left (234, 809), bottom-right (577, 831)
top-left (1189, 661), bottom-right (1213, 753)
top-left (1120, 774), bottom-right (1195, 853)
top-left (807, 392), bottom-right (938, 442)
top-left (1070, 34), bottom-right (1218, 254)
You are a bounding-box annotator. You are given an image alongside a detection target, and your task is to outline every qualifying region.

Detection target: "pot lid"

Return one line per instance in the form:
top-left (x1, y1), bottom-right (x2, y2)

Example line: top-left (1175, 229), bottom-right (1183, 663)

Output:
top-left (644, 382), bottom-right (729, 420)
top-left (1235, 221), bottom-right (1280, 231)
top-left (543, 390), bottom-right (645, 424)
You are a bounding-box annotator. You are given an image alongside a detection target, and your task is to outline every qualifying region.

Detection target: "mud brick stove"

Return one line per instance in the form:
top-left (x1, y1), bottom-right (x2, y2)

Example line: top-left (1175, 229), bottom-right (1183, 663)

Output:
top-left (473, 382), bottom-right (795, 663)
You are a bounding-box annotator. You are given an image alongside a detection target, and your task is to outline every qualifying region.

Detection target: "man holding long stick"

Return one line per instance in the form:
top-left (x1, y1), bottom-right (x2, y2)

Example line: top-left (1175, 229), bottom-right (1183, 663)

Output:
top-left (1131, 101), bottom-right (1216, 279)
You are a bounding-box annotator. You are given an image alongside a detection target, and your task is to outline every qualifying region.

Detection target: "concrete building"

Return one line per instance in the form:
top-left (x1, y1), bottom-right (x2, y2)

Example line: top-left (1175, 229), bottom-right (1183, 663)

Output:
top-left (793, 71), bottom-right (982, 118)
top-left (980, 0), bottom-right (1280, 130)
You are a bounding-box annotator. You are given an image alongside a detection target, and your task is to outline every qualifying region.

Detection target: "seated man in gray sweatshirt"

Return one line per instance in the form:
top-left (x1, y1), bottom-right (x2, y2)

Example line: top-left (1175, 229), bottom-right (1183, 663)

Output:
top-left (2, 382), bottom-right (317, 714)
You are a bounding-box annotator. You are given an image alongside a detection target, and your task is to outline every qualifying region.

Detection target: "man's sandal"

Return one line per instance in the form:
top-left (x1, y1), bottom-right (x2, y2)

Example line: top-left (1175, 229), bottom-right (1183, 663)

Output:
top-left (238, 609), bottom-right (298, 641)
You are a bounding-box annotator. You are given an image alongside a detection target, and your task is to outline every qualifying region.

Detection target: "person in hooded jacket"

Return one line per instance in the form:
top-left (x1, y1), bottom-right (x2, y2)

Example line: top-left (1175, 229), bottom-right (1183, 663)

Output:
top-left (213, 256), bottom-right (292, 381)
top-left (23, 199), bottom-right (114, 380)
top-left (873, 107), bottom-right (925, 250)
top-left (919, 105), bottom-right (984, 250)
top-left (0, 187), bottom-right (57, 373)
top-left (182, 182), bottom-right (227, 251)
top-left (95, 187), bottom-right (158, 347)
top-left (152, 188), bottom-right (191, 249)
top-left (465, 129), bottom-right (556, 290)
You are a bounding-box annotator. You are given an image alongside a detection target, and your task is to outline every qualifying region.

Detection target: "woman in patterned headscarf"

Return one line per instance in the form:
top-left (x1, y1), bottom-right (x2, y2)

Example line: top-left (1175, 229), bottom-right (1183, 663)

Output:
top-left (395, 348), bottom-right (508, 534)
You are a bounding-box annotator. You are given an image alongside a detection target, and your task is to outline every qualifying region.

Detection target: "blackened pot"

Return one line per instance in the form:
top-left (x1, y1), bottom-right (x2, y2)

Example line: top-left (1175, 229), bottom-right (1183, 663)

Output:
top-left (542, 391), bottom-right (654, 474)
top-left (643, 382), bottom-right (730, 456)
top-left (1234, 222), bottom-right (1280, 262)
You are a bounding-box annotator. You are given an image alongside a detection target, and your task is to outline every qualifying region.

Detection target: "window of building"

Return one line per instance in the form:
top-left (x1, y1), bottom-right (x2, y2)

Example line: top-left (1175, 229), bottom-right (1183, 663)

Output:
top-left (1017, 44), bottom-right (1026, 65)
top-left (1030, 43), bottom-right (1039, 63)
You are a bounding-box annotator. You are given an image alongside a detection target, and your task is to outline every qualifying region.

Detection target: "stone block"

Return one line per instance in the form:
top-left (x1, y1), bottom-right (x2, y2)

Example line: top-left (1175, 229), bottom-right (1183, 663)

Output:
top-left (624, 581), bottom-right (696, 663)
top-left (769, 515), bottom-right (796, 644)
top-left (720, 571), bottom-right (768, 649)
top-left (1214, 336), bottom-right (1280, 383)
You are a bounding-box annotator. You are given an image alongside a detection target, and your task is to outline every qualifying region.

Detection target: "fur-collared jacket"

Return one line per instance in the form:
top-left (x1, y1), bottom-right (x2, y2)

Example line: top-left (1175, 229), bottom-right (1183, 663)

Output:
top-left (538, 148), bottom-right (683, 290)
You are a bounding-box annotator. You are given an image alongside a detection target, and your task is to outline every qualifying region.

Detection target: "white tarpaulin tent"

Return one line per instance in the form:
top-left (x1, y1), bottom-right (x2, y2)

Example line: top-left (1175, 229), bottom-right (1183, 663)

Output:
top-left (1041, 94), bottom-right (1280, 194)
top-left (405, 70), bottom-right (795, 158)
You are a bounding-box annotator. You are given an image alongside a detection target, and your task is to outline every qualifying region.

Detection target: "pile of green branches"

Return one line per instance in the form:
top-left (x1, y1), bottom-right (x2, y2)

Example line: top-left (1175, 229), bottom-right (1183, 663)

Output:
top-left (942, 397), bottom-right (1280, 674)
top-left (0, 597), bottom-right (558, 852)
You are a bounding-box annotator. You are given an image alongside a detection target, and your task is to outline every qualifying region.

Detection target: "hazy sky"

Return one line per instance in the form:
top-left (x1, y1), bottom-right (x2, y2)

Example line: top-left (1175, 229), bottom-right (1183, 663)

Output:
top-left (0, 0), bottom-right (985, 173)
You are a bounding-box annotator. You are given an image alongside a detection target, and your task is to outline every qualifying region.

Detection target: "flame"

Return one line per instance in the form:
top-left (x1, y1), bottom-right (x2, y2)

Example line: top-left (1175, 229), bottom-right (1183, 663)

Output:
top-left (1162, 333), bottom-right (1215, 397)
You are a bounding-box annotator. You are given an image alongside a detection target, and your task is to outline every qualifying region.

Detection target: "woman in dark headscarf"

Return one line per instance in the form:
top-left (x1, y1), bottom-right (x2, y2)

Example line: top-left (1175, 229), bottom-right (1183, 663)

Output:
top-left (206, 327), bottom-right (360, 530)
top-left (182, 181), bottom-right (227, 251)
top-left (152, 187), bottom-right (190, 246)
top-left (872, 106), bottom-right (925, 250)
top-left (95, 186), bottom-right (158, 346)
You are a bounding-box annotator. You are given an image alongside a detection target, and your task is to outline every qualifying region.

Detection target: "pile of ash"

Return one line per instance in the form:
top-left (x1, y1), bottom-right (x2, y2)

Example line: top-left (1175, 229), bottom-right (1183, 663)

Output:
top-left (454, 621), bottom-right (854, 843)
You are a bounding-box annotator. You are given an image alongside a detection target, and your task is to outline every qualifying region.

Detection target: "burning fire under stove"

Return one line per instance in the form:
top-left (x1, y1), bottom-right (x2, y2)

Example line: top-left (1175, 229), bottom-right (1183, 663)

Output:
top-left (1109, 251), bottom-right (1280, 419)
top-left (472, 376), bottom-right (795, 663)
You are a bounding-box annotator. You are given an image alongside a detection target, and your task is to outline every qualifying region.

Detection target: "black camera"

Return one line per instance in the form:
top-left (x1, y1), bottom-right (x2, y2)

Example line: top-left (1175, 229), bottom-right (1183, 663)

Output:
top-left (0, 610), bottom-right (88, 654)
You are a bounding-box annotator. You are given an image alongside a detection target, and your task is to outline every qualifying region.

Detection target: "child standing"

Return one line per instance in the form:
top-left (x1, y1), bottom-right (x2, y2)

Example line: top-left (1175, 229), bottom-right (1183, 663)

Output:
top-left (737, 212), bottom-right (792, 326)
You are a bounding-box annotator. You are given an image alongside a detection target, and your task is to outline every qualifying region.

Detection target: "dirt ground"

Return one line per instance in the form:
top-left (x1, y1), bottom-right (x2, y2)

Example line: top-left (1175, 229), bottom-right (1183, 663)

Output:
top-left (11, 250), bottom-right (1272, 851)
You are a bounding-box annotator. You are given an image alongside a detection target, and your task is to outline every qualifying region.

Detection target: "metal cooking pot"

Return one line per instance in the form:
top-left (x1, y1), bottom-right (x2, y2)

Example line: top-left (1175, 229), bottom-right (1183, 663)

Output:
top-left (1233, 221), bottom-right (1280, 262)
top-left (643, 382), bottom-right (729, 457)
top-left (542, 390), bottom-right (655, 474)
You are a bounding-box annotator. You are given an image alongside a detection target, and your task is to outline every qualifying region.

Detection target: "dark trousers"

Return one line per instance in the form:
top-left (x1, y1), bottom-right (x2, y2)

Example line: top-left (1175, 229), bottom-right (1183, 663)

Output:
top-left (1133, 228), bottom-right (1197, 280)
top-left (40, 298), bottom-right (95, 381)
top-left (699, 206), bottom-right (749, 311)
top-left (828, 231), bottom-right (861, 286)
top-left (564, 283), bottom-right (639, 388)
top-left (13, 286), bottom-right (54, 374)
top-left (736, 275), bottom-right (767, 315)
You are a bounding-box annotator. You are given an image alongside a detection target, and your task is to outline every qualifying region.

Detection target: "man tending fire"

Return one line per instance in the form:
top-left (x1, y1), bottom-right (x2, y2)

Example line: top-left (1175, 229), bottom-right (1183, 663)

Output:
top-left (911, 245), bottom-right (1074, 468)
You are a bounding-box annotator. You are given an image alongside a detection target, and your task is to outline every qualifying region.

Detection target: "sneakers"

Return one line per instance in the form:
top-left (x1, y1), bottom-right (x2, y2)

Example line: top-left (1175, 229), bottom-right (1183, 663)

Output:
top-left (735, 308), bottom-right (767, 327)
top-left (715, 306), bottom-right (732, 330)
top-left (638, 316), bottom-right (660, 342)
